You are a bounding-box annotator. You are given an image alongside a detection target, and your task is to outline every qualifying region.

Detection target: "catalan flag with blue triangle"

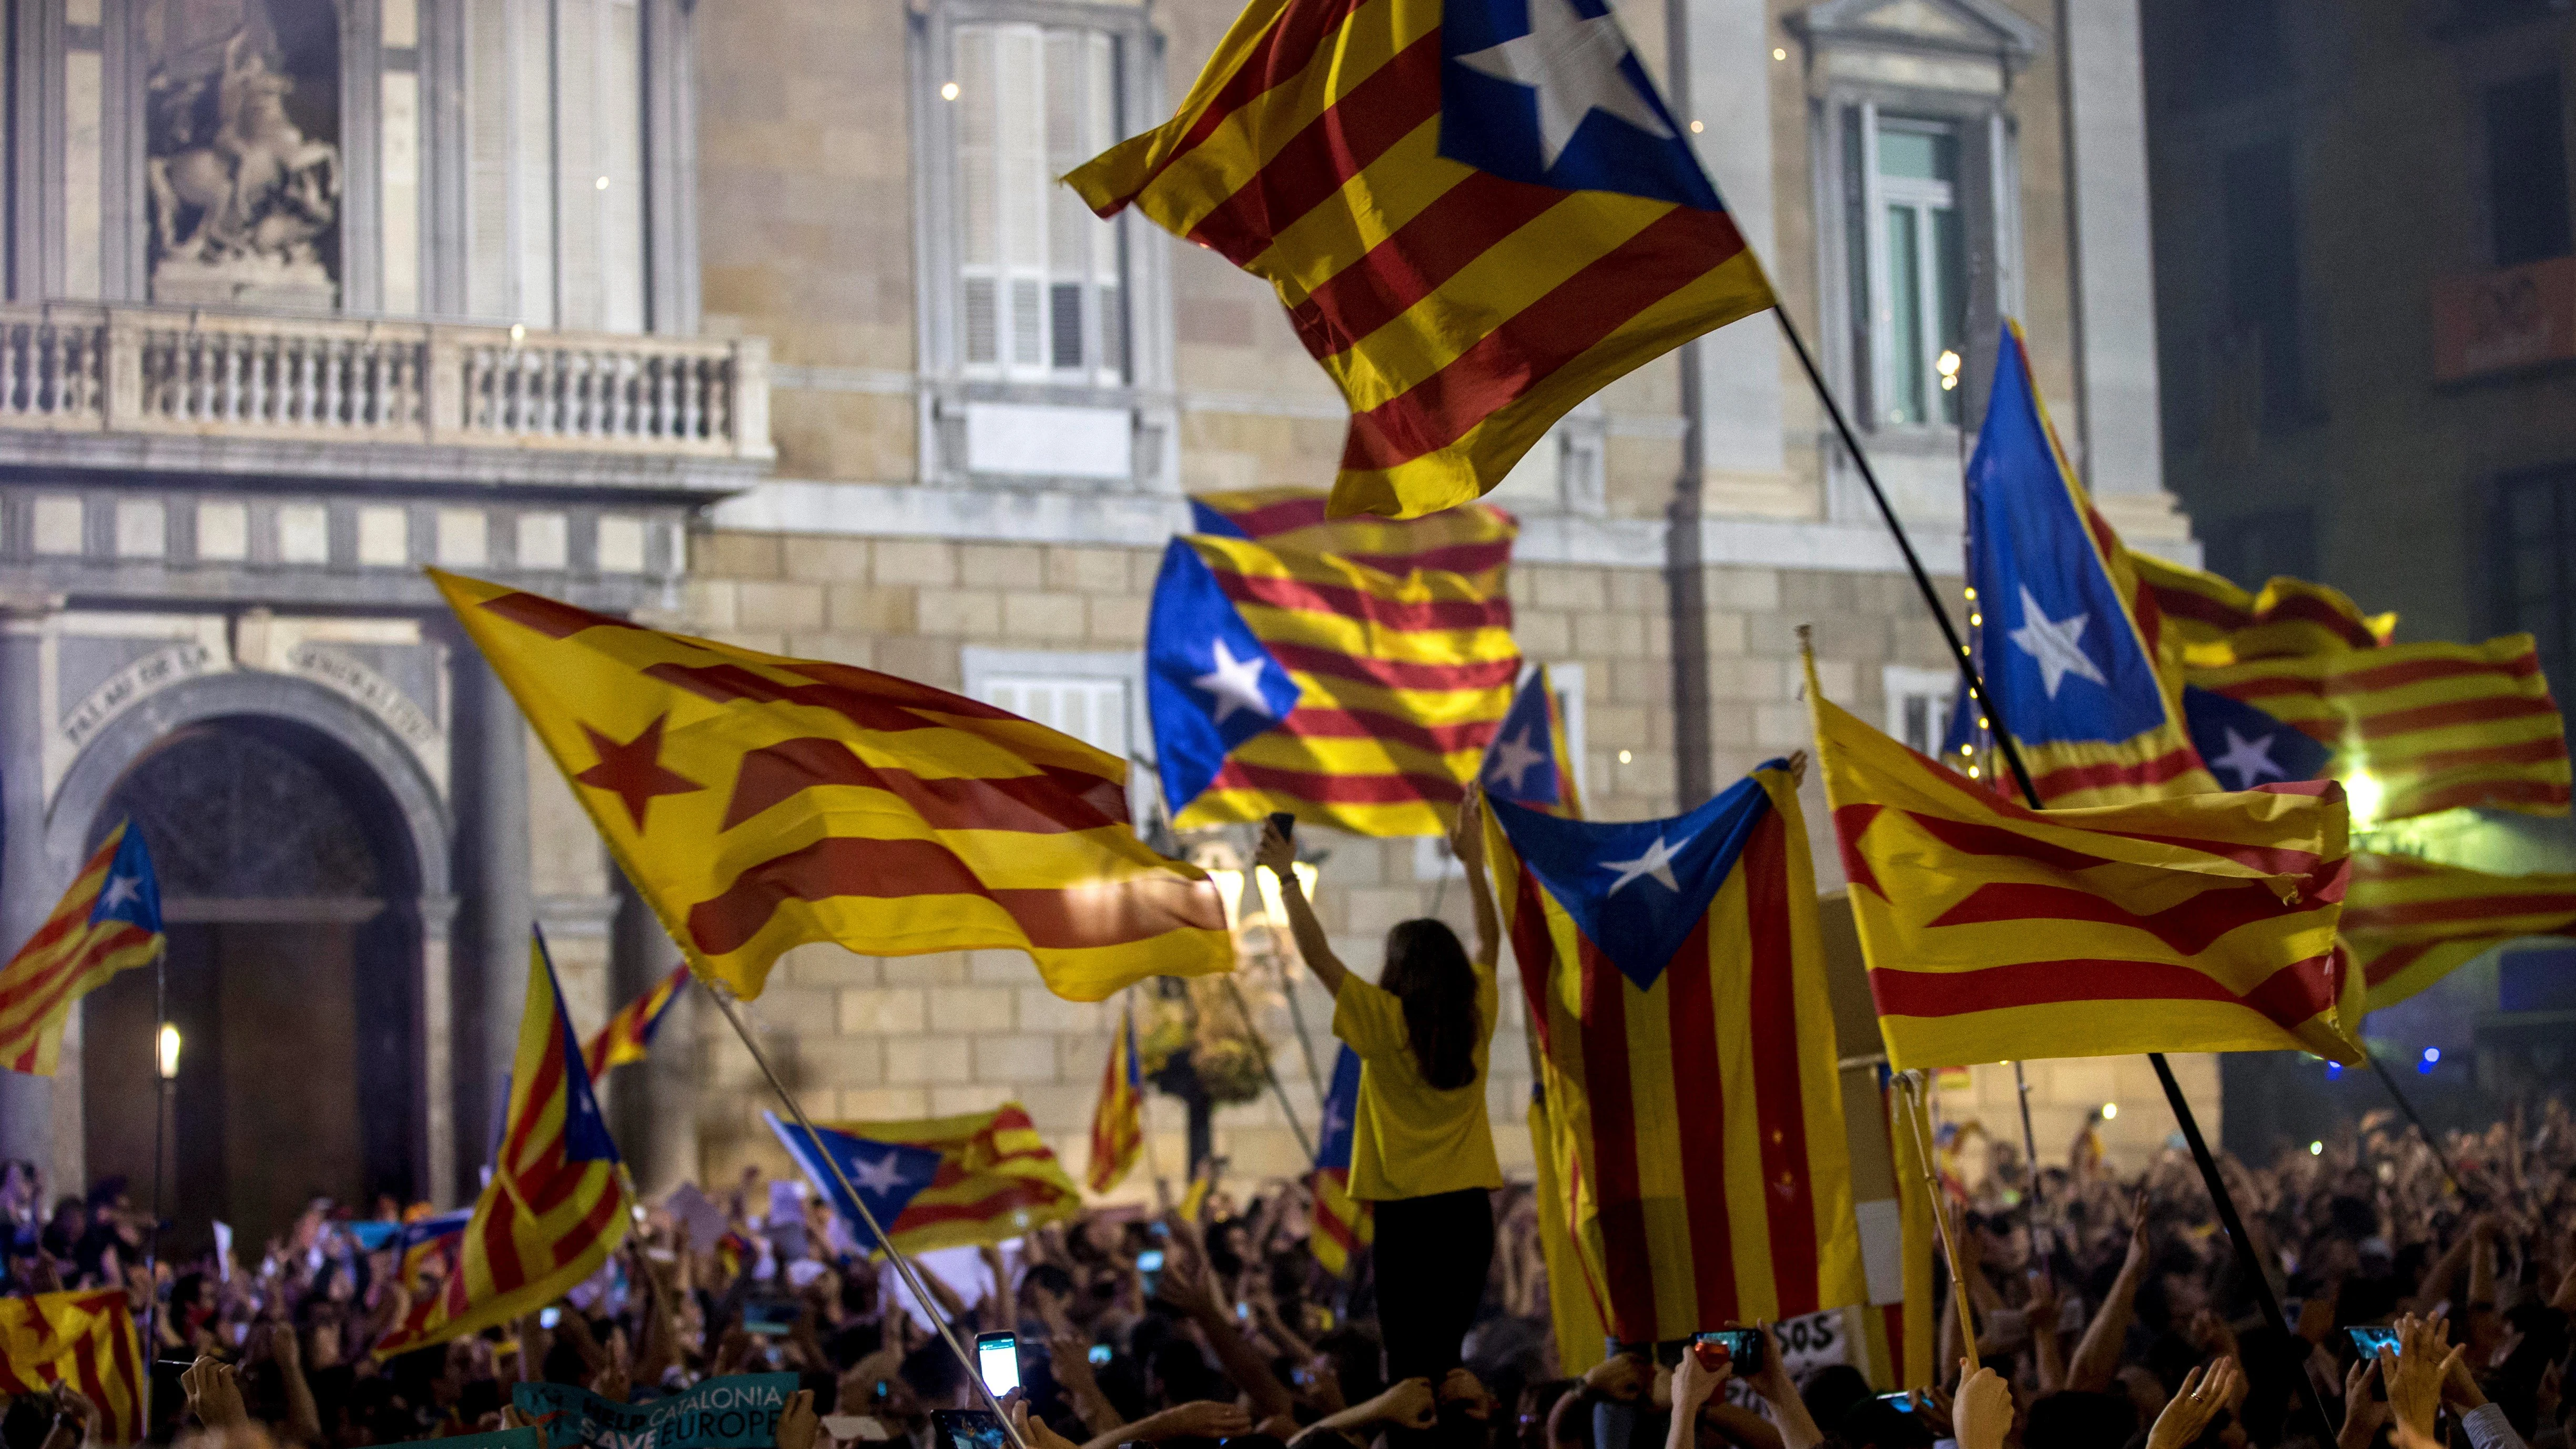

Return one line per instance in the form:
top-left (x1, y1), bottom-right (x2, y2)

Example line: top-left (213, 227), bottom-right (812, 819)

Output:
top-left (1084, 1004), bottom-right (1146, 1193)
top-left (1309, 1045), bottom-right (1372, 1277)
top-left (1965, 322), bottom-right (2214, 806)
top-left (0, 823), bottom-right (163, 1077)
top-left (374, 929), bottom-right (632, 1356)
top-left (583, 964), bottom-right (688, 1079)
top-left (1480, 665), bottom-right (1582, 817)
top-left (1068, 0), bottom-right (1776, 520)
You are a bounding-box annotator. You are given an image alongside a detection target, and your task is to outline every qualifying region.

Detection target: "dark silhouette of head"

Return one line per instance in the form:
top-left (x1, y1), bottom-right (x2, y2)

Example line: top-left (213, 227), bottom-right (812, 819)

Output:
top-left (1381, 918), bottom-right (1479, 1090)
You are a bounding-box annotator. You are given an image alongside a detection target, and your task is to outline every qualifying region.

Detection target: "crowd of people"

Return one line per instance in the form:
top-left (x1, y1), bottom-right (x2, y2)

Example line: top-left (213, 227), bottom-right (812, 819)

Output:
top-left (0, 1095), bottom-right (2563, 1449)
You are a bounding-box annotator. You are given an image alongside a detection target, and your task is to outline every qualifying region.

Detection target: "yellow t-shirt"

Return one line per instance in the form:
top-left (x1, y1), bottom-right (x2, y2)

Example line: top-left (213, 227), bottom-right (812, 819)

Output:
top-left (1333, 961), bottom-right (1502, 1202)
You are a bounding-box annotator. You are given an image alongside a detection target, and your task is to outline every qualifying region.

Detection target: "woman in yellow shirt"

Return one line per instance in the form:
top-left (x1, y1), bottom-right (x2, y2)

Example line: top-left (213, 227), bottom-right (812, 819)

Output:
top-left (1255, 791), bottom-right (1502, 1384)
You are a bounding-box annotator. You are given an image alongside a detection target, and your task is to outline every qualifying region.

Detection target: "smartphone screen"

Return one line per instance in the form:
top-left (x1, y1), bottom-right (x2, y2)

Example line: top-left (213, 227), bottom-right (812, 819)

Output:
top-left (932, 1411), bottom-right (1009, 1449)
top-left (1087, 1344), bottom-right (1112, 1366)
top-left (2348, 1326), bottom-right (2401, 1357)
top-left (975, 1332), bottom-right (1019, 1396)
top-left (1137, 1248), bottom-right (1165, 1298)
top-left (538, 1307), bottom-right (562, 1330)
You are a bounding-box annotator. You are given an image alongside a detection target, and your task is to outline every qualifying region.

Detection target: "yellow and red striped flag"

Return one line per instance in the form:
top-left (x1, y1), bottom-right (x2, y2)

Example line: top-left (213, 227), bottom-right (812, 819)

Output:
top-left (0, 823), bottom-right (163, 1077)
top-left (1812, 666), bottom-right (2366, 1068)
top-left (1485, 761), bottom-right (1866, 1344)
top-left (1147, 535), bottom-right (1520, 836)
top-left (374, 930), bottom-right (633, 1356)
top-left (1085, 1006), bottom-right (1145, 1194)
top-left (2185, 635), bottom-right (2569, 823)
top-left (1069, 0), bottom-right (1775, 520)
top-left (583, 964), bottom-right (688, 1079)
top-left (2339, 853), bottom-right (2576, 1011)
top-left (0, 1291), bottom-right (143, 1443)
top-left (826, 1103), bottom-right (1083, 1253)
top-left (1189, 488), bottom-right (1518, 593)
top-left (433, 571), bottom-right (1232, 1004)
top-left (2131, 550), bottom-right (2396, 668)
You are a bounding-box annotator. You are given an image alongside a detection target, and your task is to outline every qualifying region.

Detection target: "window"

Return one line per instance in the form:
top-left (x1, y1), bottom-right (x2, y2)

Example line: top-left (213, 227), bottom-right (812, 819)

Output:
top-left (2487, 73), bottom-right (2571, 267)
top-left (2494, 467), bottom-right (2576, 703)
top-left (961, 647), bottom-right (1152, 814)
top-left (2220, 138), bottom-right (2308, 427)
top-left (1839, 107), bottom-right (1981, 433)
top-left (953, 25), bottom-right (1126, 383)
top-left (979, 675), bottom-right (1131, 758)
top-left (2203, 508), bottom-right (2316, 586)
top-left (1883, 666), bottom-right (1959, 755)
top-left (464, 0), bottom-right (646, 332)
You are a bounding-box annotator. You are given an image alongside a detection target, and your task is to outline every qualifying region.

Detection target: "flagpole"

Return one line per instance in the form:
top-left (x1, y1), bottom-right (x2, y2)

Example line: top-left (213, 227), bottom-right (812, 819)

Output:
top-left (2362, 1047), bottom-right (2468, 1198)
top-left (143, 938), bottom-right (169, 1433)
top-left (705, 981), bottom-right (1032, 1449)
top-left (1893, 1073), bottom-right (1978, 1372)
top-left (1771, 306), bottom-right (2335, 1441)
top-left (1222, 977), bottom-right (1314, 1162)
top-left (2009, 1061), bottom-right (2053, 1290)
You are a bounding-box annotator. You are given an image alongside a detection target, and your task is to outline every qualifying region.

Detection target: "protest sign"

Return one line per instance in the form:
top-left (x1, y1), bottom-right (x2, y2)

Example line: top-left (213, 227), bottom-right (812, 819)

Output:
top-left (415, 1430), bottom-right (544, 1449)
top-left (514, 1373), bottom-right (800, 1449)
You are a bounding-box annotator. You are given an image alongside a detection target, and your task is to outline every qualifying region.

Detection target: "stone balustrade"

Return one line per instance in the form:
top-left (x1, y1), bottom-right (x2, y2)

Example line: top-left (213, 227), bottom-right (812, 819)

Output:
top-left (0, 304), bottom-right (771, 461)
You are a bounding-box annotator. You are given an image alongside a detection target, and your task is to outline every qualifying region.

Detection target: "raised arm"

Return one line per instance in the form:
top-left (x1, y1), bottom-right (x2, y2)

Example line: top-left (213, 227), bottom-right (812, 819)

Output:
top-left (1256, 822), bottom-right (1350, 997)
top-left (2066, 1194), bottom-right (2152, 1393)
top-left (1448, 789), bottom-right (1499, 972)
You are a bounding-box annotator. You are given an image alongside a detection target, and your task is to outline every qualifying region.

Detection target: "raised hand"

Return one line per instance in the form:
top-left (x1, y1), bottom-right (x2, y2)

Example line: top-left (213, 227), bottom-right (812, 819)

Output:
top-left (2340, 1359), bottom-right (2390, 1449)
top-left (2149, 1359), bottom-right (2240, 1449)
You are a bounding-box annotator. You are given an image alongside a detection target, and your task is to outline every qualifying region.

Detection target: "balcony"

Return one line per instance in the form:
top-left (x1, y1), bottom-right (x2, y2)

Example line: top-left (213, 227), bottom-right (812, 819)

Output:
top-left (0, 303), bottom-right (772, 490)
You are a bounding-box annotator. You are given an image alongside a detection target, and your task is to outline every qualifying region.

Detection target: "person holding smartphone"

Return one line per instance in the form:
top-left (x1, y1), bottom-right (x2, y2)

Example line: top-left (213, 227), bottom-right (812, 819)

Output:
top-left (1256, 790), bottom-right (1502, 1386)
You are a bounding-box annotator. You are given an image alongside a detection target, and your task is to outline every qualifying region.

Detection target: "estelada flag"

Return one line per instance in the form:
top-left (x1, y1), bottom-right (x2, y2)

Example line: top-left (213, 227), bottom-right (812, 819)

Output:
top-left (1145, 535), bottom-right (1519, 836)
top-left (2339, 853), bottom-right (2576, 1011)
top-left (1811, 664), bottom-right (2366, 1069)
top-left (1486, 765), bottom-right (1867, 1344)
top-left (1084, 1005), bottom-right (1146, 1193)
top-left (0, 822), bottom-right (163, 1076)
top-left (1069, 0), bottom-right (1775, 520)
top-left (2184, 636), bottom-right (2569, 824)
top-left (1964, 322), bottom-right (2214, 805)
top-left (1190, 487), bottom-right (1518, 593)
top-left (583, 964), bottom-right (688, 1078)
top-left (1310, 1044), bottom-right (1373, 1277)
top-left (1480, 665), bottom-right (1582, 817)
top-left (765, 1113), bottom-right (945, 1248)
top-left (820, 1102), bottom-right (1083, 1253)
top-left (433, 571), bottom-right (1232, 1003)
top-left (376, 930), bottom-right (633, 1356)
top-left (0, 1291), bottom-right (143, 1443)
top-left (2129, 550), bottom-right (2395, 668)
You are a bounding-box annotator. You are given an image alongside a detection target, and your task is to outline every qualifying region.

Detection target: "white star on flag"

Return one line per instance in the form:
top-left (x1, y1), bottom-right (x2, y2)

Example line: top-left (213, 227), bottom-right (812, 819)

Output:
top-left (2210, 727), bottom-right (2286, 789)
top-left (1192, 639), bottom-right (1277, 726)
top-left (2007, 585), bottom-right (2110, 700)
top-left (1453, 0), bottom-right (1674, 170)
top-left (1484, 725), bottom-right (1548, 793)
top-left (1601, 832), bottom-right (1694, 896)
top-left (1320, 1100), bottom-right (1350, 1141)
top-left (99, 874), bottom-right (141, 913)
top-left (848, 1150), bottom-right (914, 1197)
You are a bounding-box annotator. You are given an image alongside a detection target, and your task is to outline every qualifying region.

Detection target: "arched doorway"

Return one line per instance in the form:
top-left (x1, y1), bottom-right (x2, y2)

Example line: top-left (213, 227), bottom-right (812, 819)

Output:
top-left (79, 715), bottom-right (424, 1248)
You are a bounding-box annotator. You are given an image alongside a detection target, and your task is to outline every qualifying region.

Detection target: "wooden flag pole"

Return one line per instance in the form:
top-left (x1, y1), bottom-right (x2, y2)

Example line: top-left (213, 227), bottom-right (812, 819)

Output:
top-left (1894, 1072), bottom-right (1979, 1373)
top-left (706, 980), bottom-right (1033, 1449)
top-left (1772, 300), bottom-right (2338, 1444)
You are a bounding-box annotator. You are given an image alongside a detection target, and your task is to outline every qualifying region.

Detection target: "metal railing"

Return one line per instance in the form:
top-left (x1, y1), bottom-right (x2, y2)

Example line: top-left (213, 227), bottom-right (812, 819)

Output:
top-left (0, 304), bottom-right (772, 459)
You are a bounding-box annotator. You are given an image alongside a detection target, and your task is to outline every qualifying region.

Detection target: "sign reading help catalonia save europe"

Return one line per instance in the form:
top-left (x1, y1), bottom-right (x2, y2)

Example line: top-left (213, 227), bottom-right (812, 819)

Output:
top-left (513, 1374), bottom-right (800, 1449)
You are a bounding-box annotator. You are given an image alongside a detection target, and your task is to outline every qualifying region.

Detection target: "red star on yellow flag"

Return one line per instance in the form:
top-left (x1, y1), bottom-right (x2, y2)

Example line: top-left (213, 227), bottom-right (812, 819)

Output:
top-left (575, 714), bottom-right (703, 829)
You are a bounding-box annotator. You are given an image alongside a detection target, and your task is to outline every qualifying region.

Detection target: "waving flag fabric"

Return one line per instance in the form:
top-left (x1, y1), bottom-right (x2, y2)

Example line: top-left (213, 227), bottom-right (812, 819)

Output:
top-left (1069, 0), bottom-right (1774, 520)
top-left (2339, 853), bottom-right (2576, 1011)
top-left (1084, 1006), bottom-right (1146, 1193)
top-left (393, 1208), bottom-right (472, 1288)
top-left (583, 964), bottom-right (689, 1078)
top-left (0, 1291), bottom-right (143, 1443)
top-left (2131, 550), bottom-right (2395, 668)
top-left (1147, 535), bottom-right (1519, 836)
top-left (0, 823), bottom-right (163, 1077)
top-left (1485, 764), bottom-right (1865, 1344)
top-left (1191, 488), bottom-right (1518, 592)
top-left (1481, 666), bottom-right (1583, 817)
top-left (1310, 1045), bottom-right (1373, 1276)
top-left (765, 1113), bottom-right (944, 1247)
top-left (2184, 636), bottom-right (2569, 824)
top-left (433, 571), bottom-right (1230, 1004)
top-left (823, 1103), bottom-right (1083, 1253)
top-left (1812, 669), bottom-right (2364, 1068)
top-left (1965, 323), bottom-right (2213, 806)
top-left (376, 931), bottom-right (633, 1357)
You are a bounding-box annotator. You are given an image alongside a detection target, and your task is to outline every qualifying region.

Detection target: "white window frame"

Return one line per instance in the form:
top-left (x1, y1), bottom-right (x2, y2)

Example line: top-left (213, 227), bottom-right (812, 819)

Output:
top-left (960, 645), bottom-right (1156, 820)
top-left (1415, 663), bottom-right (1586, 880)
top-left (1882, 664), bottom-right (1960, 758)
top-left (1869, 116), bottom-right (1965, 429)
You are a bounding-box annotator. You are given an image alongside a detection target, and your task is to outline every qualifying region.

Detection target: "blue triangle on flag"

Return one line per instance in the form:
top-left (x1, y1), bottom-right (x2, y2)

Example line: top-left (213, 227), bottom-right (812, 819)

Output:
top-left (1315, 1046), bottom-right (1362, 1172)
top-left (764, 1113), bottom-right (942, 1250)
top-left (1482, 670), bottom-right (1563, 807)
top-left (2182, 685), bottom-right (2334, 791)
top-left (1145, 540), bottom-right (1304, 814)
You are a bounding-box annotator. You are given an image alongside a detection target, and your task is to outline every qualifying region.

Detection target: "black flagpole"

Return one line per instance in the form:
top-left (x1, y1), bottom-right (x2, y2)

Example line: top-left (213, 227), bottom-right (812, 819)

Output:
top-left (2364, 1047), bottom-right (2468, 1197)
top-left (1770, 303), bottom-right (2340, 1445)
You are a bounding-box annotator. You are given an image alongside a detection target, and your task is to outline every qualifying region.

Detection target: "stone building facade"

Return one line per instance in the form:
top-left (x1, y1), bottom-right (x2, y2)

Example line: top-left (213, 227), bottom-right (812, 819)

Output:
top-left (0, 0), bottom-right (2206, 1242)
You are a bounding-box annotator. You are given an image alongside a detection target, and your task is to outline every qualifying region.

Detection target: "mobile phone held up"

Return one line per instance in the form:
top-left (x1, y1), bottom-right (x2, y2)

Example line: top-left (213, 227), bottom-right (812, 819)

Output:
top-left (931, 1410), bottom-right (1009, 1449)
top-left (537, 1307), bottom-right (562, 1330)
top-left (1691, 1329), bottom-right (1763, 1374)
top-left (975, 1331), bottom-right (1020, 1397)
top-left (2348, 1325), bottom-right (2402, 1358)
top-left (1136, 1248), bottom-right (1165, 1298)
